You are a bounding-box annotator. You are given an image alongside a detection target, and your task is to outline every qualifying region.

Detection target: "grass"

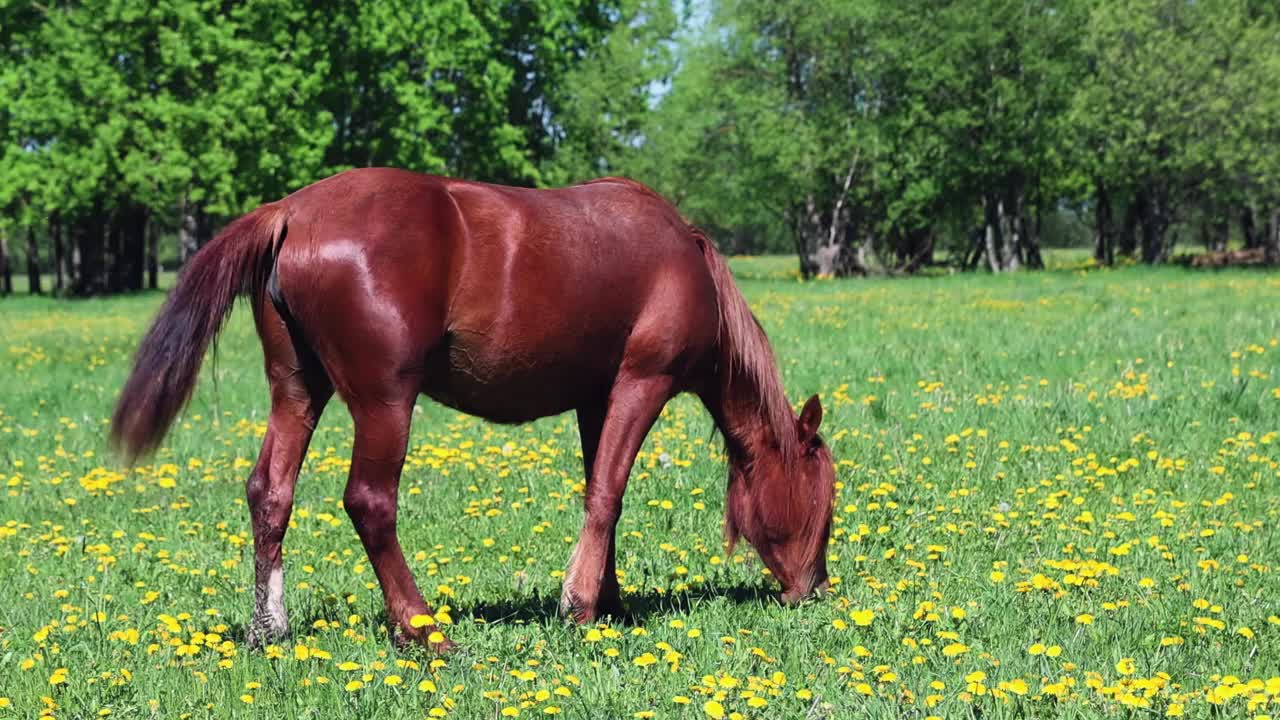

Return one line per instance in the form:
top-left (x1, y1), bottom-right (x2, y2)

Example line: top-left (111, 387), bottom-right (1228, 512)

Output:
top-left (1, 258), bottom-right (1278, 719)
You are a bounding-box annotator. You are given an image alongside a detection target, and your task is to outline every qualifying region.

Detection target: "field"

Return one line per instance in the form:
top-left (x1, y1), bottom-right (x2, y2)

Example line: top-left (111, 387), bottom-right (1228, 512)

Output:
top-left (1, 257), bottom-right (1279, 719)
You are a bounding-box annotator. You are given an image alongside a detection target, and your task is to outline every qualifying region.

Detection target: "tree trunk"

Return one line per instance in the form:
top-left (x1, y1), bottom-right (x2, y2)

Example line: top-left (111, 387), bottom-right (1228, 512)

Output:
top-left (983, 194), bottom-right (1003, 272)
top-left (812, 242), bottom-right (842, 276)
top-left (791, 207), bottom-right (813, 281)
top-left (854, 231), bottom-right (878, 274)
top-left (72, 212), bottom-right (108, 296)
top-left (892, 226), bottom-right (933, 273)
top-left (1118, 199), bottom-right (1140, 257)
top-left (1021, 210), bottom-right (1044, 270)
top-left (997, 195), bottom-right (1021, 272)
top-left (121, 206), bottom-right (147, 292)
top-left (1094, 182), bottom-right (1114, 265)
top-left (792, 195), bottom-right (823, 280)
top-left (26, 225), bottom-right (41, 294)
top-left (805, 195), bottom-right (822, 275)
top-left (1266, 208), bottom-right (1280, 266)
top-left (1139, 190), bottom-right (1170, 264)
top-left (1009, 183), bottom-right (1043, 271)
top-left (1241, 207), bottom-right (1260, 248)
top-left (1210, 216), bottom-right (1229, 252)
top-left (105, 213), bottom-right (125, 293)
top-left (51, 214), bottom-right (64, 293)
top-left (1197, 201), bottom-right (1229, 252)
top-left (70, 219), bottom-right (82, 291)
top-left (813, 203), bottom-right (860, 276)
top-left (0, 229), bottom-right (12, 295)
top-left (178, 200), bottom-right (211, 265)
top-left (964, 227), bottom-right (983, 270)
top-left (147, 216), bottom-right (159, 290)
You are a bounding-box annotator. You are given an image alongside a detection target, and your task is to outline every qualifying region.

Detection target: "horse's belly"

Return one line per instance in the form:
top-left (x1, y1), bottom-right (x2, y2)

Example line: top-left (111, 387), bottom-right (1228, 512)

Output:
top-left (420, 331), bottom-right (614, 423)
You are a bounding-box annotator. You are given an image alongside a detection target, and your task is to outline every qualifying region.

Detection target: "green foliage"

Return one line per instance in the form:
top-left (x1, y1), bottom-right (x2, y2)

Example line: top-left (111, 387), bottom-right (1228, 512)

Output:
top-left (540, 0), bottom-right (678, 185)
top-left (3, 0), bottom-right (1280, 291)
top-left (542, 0), bottom-right (1280, 270)
top-left (0, 0), bottom-right (630, 294)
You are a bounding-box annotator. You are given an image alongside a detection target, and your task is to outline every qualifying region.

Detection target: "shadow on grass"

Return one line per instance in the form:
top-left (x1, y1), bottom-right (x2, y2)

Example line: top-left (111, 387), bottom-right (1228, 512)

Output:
top-left (225, 585), bottom-right (783, 649)
top-left (462, 584), bottom-right (781, 627)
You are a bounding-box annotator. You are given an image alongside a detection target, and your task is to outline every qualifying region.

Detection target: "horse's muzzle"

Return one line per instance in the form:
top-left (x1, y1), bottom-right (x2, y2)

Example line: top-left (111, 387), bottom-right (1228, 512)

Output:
top-left (780, 576), bottom-right (831, 605)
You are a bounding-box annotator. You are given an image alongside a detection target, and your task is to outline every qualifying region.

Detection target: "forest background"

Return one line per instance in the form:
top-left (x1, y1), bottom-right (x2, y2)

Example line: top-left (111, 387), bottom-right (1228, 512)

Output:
top-left (2, 0), bottom-right (1279, 294)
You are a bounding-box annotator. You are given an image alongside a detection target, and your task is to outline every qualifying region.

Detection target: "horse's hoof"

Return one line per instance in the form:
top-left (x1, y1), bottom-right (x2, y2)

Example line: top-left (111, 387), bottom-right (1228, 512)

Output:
top-left (559, 591), bottom-right (595, 624)
top-left (393, 626), bottom-right (457, 655)
top-left (246, 620), bottom-right (288, 650)
top-left (561, 590), bottom-right (627, 625)
top-left (563, 594), bottom-right (596, 624)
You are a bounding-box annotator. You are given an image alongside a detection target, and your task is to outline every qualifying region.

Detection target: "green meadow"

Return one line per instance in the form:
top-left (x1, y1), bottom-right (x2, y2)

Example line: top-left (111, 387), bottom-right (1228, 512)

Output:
top-left (1, 258), bottom-right (1278, 719)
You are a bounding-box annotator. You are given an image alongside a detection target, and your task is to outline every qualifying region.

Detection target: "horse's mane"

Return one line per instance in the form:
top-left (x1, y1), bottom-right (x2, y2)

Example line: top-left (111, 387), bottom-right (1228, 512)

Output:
top-left (695, 227), bottom-right (798, 465)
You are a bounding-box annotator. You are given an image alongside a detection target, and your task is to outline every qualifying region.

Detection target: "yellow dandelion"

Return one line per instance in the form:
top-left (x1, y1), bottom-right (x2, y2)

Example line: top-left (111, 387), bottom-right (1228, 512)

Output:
top-left (850, 609), bottom-right (875, 626)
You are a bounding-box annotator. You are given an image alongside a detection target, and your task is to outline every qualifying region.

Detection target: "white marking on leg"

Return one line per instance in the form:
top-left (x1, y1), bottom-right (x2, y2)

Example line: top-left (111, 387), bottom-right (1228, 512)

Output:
top-left (251, 563), bottom-right (288, 643)
top-left (265, 565), bottom-right (287, 630)
top-left (560, 540), bottom-right (584, 614)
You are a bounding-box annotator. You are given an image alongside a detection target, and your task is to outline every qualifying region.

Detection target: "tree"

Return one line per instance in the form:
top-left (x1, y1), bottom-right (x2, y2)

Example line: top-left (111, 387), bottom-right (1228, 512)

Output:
top-left (1069, 0), bottom-right (1280, 264)
top-left (5, 0), bottom-right (1280, 289)
top-left (542, 0), bottom-right (678, 185)
top-left (597, 0), bottom-right (1086, 276)
top-left (0, 0), bottom-right (636, 295)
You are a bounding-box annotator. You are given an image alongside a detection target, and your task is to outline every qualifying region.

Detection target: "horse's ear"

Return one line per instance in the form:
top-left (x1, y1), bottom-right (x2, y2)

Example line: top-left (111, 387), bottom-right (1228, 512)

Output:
top-left (797, 395), bottom-right (823, 444)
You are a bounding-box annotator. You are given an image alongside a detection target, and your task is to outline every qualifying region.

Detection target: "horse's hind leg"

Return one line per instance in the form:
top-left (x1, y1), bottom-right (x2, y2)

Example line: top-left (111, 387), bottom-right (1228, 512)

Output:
top-left (246, 304), bottom-right (331, 647)
top-left (343, 386), bottom-right (452, 650)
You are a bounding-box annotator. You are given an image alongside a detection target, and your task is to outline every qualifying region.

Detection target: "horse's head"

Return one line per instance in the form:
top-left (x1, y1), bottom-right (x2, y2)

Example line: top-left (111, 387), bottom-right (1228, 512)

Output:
top-left (725, 395), bottom-right (835, 604)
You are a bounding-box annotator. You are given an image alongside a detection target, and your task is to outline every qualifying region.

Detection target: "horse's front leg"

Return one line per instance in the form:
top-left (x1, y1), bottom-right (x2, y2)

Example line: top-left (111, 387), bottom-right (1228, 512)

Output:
top-left (572, 402), bottom-right (626, 618)
top-left (562, 374), bottom-right (674, 623)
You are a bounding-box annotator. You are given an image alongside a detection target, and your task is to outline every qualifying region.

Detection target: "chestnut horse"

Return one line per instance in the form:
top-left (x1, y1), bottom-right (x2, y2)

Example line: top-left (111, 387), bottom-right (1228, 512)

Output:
top-left (111, 168), bottom-right (834, 649)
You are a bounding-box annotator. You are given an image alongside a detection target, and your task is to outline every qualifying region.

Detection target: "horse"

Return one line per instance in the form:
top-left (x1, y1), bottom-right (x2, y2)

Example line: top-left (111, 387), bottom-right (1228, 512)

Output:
top-left (111, 168), bottom-right (835, 650)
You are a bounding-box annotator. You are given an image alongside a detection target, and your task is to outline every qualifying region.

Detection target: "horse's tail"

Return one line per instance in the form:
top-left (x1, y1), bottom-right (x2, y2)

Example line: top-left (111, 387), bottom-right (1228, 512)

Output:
top-left (111, 204), bottom-right (288, 463)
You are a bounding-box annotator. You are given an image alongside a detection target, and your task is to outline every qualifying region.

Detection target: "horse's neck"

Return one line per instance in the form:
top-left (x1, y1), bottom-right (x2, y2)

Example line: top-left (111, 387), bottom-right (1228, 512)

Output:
top-left (703, 358), bottom-right (785, 465)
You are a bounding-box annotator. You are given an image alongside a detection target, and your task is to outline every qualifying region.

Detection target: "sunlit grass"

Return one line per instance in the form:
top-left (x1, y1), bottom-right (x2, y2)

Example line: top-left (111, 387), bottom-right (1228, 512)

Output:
top-left (1, 260), bottom-right (1278, 718)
